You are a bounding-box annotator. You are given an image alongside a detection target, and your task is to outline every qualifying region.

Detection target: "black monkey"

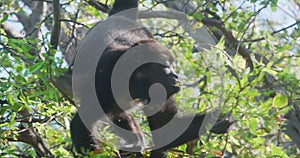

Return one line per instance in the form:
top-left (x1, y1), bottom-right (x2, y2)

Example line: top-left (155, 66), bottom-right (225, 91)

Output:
top-left (71, 28), bottom-right (181, 155)
top-left (70, 0), bottom-right (231, 157)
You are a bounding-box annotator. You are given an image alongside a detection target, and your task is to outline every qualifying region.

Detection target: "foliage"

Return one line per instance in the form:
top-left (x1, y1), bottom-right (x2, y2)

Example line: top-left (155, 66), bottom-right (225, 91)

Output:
top-left (1, 0), bottom-right (300, 157)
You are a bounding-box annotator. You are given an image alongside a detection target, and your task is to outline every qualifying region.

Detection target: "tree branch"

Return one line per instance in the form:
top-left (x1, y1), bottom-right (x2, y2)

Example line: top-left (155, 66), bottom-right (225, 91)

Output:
top-left (50, 0), bottom-right (61, 49)
top-left (244, 20), bottom-right (300, 42)
top-left (202, 18), bottom-right (254, 69)
top-left (86, 0), bottom-right (110, 13)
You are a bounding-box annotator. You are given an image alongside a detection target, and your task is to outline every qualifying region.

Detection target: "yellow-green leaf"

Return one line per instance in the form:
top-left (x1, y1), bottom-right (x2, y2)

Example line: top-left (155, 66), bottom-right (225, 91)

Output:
top-left (247, 118), bottom-right (258, 134)
top-left (272, 94), bottom-right (288, 108)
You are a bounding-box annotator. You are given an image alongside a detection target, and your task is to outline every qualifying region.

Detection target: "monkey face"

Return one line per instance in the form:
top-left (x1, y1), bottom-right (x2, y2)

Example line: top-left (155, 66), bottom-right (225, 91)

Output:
top-left (129, 63), bottom-right (180, 102)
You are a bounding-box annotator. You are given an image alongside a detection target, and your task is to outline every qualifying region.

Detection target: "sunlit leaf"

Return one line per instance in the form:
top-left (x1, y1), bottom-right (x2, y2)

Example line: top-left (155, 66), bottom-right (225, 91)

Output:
top-left (272, 94), bottom-right (288, 108)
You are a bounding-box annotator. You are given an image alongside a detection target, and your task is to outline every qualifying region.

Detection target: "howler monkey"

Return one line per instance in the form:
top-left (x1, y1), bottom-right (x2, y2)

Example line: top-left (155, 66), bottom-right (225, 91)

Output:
top-left (70, 0), bottom-right (231, 157)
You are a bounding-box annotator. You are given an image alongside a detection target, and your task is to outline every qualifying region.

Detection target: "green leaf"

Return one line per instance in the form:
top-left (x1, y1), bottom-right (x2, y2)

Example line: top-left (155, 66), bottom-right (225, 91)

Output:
top-left (270, 146), bottom-right (288, 157)
top-left (29, 62), bottom-right (44, 73)
top-left (7, 95), bottom-right (15, 105)
top-left (15, 64), bottom-right (24, 73)
top-left (247, 118), bottom-right (258, 134)
top-left (0, 13), bottom-right (9, 24)
top-left (270, 0), bottom-right (278, 12)
top-left (10, 38), bottom-right (26, 45)
top-left (252, 137), bottom-right (265, 145)
top-left (272, 94), bottom-right (288, 108)
top-left (185, 97), bottom-right (198, 104)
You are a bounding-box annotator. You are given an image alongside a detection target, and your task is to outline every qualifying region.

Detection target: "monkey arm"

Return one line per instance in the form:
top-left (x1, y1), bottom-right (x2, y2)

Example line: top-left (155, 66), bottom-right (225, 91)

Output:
top-left (146, 100), bottom-right (231, 157)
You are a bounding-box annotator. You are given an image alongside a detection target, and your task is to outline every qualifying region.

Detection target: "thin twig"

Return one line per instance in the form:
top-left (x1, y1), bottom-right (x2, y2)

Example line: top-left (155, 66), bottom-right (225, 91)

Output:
top-left (244, 20), bottom-right (300, 42)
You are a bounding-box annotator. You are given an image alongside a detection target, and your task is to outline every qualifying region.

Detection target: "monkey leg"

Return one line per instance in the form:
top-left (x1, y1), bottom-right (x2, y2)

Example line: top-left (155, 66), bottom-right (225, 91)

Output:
top-left (71, 111), bottom-right (145, 157)
top-left (111, 112), bottom-right (145, 153)
top-left (70, 112), bottom-right (99, 154)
